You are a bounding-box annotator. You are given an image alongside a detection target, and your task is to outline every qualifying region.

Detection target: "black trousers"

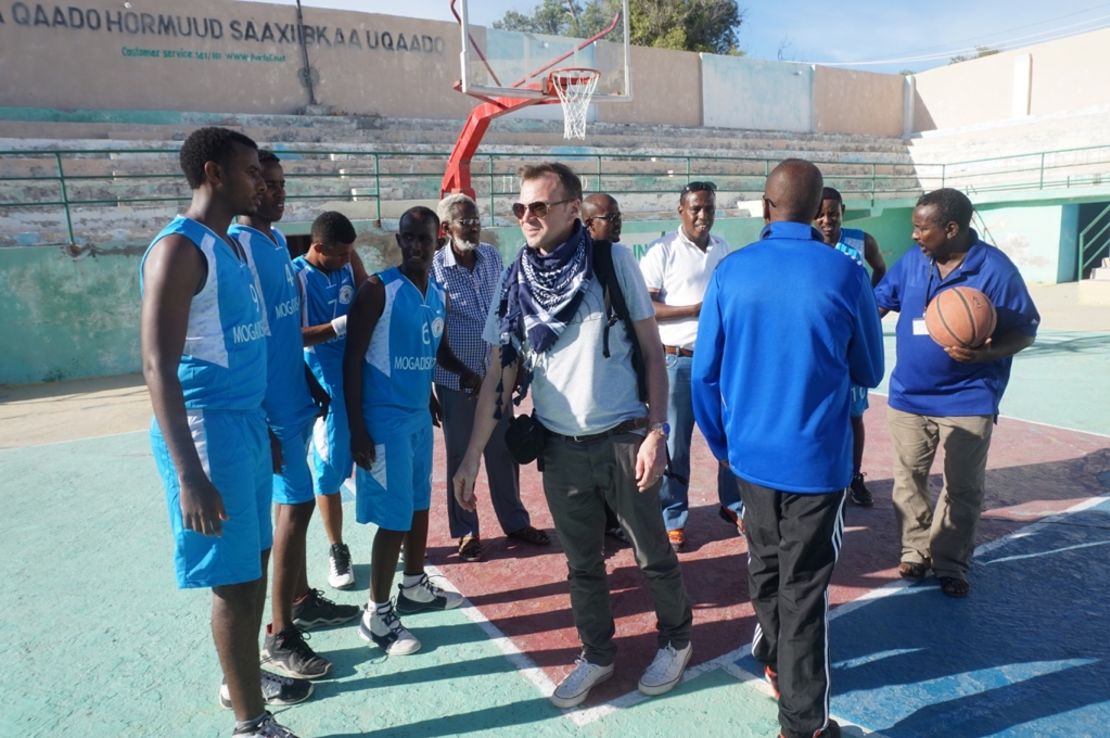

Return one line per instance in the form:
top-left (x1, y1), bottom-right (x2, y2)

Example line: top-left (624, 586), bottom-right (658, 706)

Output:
top-left (740, 479), bottom-right (845, 738)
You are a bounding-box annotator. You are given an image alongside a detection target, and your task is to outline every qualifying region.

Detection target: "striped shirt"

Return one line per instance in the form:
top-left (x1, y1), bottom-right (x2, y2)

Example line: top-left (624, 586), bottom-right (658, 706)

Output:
top-left (431, 242), bottom-right (503, 390)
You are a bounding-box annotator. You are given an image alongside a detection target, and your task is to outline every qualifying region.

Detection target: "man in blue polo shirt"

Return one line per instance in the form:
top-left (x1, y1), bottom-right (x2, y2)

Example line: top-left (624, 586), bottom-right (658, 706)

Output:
top-left (693, 159), bottom-right (884, 738)
top-left (874, 188), bottom-right (1039, 598)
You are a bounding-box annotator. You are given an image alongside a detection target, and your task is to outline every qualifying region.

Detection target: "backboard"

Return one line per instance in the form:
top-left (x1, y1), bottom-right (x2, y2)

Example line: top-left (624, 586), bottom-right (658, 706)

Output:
top-left (453, 0), bottom-right (631, 103)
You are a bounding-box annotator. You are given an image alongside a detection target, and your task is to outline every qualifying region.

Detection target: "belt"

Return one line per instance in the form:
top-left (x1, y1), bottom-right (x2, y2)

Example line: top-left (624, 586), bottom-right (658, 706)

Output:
top-left (552, 417), bottom-right (648, 444)
top-left (663, 345), bottom-right (694, 358)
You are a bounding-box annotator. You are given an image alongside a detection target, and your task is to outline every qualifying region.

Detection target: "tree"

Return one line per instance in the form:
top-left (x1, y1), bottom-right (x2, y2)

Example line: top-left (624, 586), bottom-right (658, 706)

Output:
top-left (949, 46), bottom-right (1000, 64)
top-left (493, 0), bottom-right (745, 56)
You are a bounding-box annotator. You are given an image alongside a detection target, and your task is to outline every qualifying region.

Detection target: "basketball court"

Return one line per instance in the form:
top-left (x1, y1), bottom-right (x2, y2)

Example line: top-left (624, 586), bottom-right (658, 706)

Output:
top-left (3, 294), bottom-right (1108, 736)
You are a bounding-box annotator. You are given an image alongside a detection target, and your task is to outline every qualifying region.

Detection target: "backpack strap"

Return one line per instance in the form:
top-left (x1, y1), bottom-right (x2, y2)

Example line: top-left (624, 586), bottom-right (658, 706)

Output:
top-left (592, 240), bottom-right (648, 401)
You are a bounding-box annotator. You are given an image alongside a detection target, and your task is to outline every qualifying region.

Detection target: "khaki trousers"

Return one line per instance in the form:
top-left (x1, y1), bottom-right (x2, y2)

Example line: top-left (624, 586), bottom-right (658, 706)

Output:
top-left (887, 407), bottom-right (994, 580)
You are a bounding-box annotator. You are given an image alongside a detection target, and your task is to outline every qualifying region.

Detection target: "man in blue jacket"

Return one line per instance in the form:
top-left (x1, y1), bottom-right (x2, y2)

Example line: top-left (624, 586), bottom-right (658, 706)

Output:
top-left (692, 159), bottom-right (884, 738)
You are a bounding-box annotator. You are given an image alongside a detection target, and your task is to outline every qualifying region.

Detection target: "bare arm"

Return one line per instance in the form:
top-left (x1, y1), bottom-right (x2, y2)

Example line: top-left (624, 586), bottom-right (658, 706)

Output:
top-left (344, 278), bottom-right (385, 468)
top-left (141, 235), bottom-right (227, 536)
top-left (435, 294), bottom-right (482, 393)
top-left (649, 290), bottom-right (701, 322)
top-left (631, 315), bottom-right (669, 492)
top-left (302, 321), bottom-right (341, 347)
top-left (453, 344), bottom-right (517, 511)
top-left (945, 331), bottom-right (1035, 364)
top-left (864, 233), bottom-right (887, 287)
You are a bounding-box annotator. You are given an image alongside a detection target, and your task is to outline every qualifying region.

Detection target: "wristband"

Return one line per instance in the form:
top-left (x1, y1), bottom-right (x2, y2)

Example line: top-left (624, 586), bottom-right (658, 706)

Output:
top-left (330, 315), bottom-right (348, 338)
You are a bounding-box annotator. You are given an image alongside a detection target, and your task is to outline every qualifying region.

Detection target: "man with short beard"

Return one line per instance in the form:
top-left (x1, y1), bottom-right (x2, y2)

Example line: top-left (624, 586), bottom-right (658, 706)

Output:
top-left (432, 193), bottom-right (548, 562)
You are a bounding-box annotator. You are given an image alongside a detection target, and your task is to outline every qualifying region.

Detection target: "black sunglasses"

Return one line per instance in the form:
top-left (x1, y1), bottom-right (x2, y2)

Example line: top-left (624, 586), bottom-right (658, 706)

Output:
top-left (511, 198), bottom-right (574, 220)
top-left (682, 181), bottom-right (717, 194)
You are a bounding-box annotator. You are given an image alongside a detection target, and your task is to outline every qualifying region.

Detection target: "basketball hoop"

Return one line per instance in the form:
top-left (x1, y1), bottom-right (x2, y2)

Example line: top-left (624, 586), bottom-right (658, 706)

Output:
top-left (548, 68), bottom-right (600, 140)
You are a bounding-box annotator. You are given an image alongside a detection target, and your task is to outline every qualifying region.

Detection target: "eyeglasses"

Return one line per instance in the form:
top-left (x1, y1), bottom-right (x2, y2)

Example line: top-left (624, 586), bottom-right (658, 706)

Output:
top-left (452, 218), bottom-right (481, 227)
top-left (587, 213), bottom-right (622, 223)
top-left (511, 198), bottom-right (574, 220)
top-left (682, 181), bottom-right (717, 194)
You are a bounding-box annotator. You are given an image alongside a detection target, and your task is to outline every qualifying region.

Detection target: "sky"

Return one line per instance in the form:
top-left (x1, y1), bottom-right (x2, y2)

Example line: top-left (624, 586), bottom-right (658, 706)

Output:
top-left (253, 0), bottom-right (1110, 74)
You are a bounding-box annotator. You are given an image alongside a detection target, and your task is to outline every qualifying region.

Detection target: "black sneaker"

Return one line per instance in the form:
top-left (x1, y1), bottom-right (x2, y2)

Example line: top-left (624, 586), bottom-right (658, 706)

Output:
top-left (848, 473), bottom-right (874, 507)
top-left (292, 588), bottom-right (362, 630)
top-left (232, 711), bottom-right (300, 737)
top-left (218, 670), bottom-right (313, 709)
top-left (396, 573), bottom-right (463, 615)
top-left (262, 625), bottom-right (331, 679)
top-left (327, 543), bottom-right (355, 589)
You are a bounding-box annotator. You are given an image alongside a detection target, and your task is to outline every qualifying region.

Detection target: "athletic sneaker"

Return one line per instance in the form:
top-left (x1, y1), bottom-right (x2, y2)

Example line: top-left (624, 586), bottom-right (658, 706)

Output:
top-left (637, 642), bottom-right (692, 696)
top-left (357, 603), bottom-right (421, 656)
top-left (395, 573), bottom-right (464, 615)
top-left (262, 625), bottom-right (331, 679)
top-left (291, 588), bottom-right (362, 630)
top-left (550, 657), bottom-right (614, 709)
top-left (232, 711), bottom-right (300, 737)
top-left (848, 473), bottom-right (874, 507)
top-left (764, 664), bottom-right (780, 700)
top-left (218, 670), bottom-right (313, 710)
top-left (328, 543), bottom-right (355, 589)
top-left (778, 719), bottom-right (841, 738)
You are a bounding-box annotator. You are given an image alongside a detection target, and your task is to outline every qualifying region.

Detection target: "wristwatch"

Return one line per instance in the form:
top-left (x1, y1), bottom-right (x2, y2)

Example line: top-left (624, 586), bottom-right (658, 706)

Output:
top-left (648, 421), bottom-right (670, 439)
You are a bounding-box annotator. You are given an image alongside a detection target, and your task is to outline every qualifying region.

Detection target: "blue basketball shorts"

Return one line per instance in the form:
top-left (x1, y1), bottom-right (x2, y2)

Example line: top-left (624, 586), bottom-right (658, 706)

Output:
top-left (310, 398), bottom-right (353, 497)
top-left (850, 385), bottom-right (870, 418)
top-left (355, 418), bottom-right (433, 532)
top-left (151, 408), bottom-right (271, 589)
top-left (272, 416), bottom-right (315, 506)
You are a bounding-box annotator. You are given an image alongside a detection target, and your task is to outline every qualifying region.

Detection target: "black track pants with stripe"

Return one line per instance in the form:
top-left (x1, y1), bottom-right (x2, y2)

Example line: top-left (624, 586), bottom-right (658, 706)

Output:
top-left (741, 480), bottom-right (846, 738)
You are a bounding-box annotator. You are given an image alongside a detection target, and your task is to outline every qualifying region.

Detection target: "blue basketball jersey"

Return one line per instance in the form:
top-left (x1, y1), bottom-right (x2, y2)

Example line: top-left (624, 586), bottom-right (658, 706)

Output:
top-left (140, 216), bottom-right (266, 410)
top-left (362, 267), bottom-right (446, 426)
top-left (230, 224), bottom-right (316, 435)
top-left (835, 227), bottom-right (867, 270)
top-left (292, 257), bottom-right (357, 394)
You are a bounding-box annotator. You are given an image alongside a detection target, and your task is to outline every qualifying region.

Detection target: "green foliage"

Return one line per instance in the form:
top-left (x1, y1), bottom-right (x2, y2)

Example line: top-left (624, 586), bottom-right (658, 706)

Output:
top-left (493, 0), bottom-right (745, 55)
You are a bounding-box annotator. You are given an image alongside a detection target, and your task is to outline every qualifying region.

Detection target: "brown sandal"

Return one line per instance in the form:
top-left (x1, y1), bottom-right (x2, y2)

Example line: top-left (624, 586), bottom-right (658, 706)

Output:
top-left (458, 535), bottom-right (483, 561)
top-left (939, 576), bottom-right (970, 598)
top-left (898, 561), bottom-right (929, 580)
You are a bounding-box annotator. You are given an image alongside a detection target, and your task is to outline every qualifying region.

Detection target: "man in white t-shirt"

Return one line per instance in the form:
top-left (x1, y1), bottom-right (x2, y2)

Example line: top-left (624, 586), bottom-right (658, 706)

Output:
top-left (640, 181), bottom-right (743, 551)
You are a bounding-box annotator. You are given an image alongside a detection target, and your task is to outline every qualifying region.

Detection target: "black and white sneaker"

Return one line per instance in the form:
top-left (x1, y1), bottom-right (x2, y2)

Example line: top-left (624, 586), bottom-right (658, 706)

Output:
top-left (218, 670), bottom-right (313, 710)
top-left (357, 602), bottom-right (421, 656)
top-left (395, 573), bottom-right (463, 615)
top-left (292, 588), bottom-right (362, 630)
top-left (262, 626), bottom-right (331, 679)
top-left (232, 711), bottom-right (300, 737)
top-left (327, 543), bottom-right (355, 589)
top-left (848, 473), bottom-right (874, 507)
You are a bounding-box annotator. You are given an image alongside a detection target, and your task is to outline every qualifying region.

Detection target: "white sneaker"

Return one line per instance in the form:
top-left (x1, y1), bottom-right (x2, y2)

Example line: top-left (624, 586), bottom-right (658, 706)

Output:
top-left (357, 603), bottom-right (421, 656)
top-left (550, 657), bottom-right (615, 709)
top-left (327, 543), bottom-right (355, 590)
top-left (396, 573), bottom-right (464, 614)
top-left (637, 642), bottom-right (692, 696)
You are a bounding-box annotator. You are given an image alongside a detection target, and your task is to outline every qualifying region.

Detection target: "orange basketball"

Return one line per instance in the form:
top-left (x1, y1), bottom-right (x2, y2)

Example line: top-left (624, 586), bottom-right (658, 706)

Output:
top-left (925, 286), bottom-right (997, 349)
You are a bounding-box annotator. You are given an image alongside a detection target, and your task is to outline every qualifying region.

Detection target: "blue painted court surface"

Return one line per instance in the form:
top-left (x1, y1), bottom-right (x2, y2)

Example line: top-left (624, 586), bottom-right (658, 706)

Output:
top-left (1, 326), bottom-right (1108, 737)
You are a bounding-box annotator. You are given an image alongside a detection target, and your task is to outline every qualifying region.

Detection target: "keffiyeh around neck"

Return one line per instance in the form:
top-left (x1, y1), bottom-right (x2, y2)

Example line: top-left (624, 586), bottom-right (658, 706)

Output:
top-left (497, 223), bottom-right (593, 366)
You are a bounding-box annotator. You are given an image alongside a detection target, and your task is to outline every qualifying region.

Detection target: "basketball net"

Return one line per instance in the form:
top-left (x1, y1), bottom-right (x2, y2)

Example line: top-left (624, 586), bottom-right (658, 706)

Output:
top-left (549, 68), bottom-right (600, 140)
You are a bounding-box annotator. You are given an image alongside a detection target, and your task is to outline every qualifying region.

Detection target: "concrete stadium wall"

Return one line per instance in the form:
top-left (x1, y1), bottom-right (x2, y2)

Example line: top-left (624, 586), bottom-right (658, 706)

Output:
top-left (597, 46), bottom-right (702, 128)
top-left (814, 67), bottom-right (904, 138)
top-left (701, 56), bottom-right (813, 132)
top-left (912, 27), bottom-right (1110, 132)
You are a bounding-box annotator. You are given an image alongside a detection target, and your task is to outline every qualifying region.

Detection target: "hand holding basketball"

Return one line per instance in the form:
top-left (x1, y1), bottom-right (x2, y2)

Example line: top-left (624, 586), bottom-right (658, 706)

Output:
top-left (925, 286), bottom-right (997, 349)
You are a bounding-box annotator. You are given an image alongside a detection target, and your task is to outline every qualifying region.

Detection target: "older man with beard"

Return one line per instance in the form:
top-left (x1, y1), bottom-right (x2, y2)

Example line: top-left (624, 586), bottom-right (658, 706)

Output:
top-left (432, 193), bottom-right (549, 562)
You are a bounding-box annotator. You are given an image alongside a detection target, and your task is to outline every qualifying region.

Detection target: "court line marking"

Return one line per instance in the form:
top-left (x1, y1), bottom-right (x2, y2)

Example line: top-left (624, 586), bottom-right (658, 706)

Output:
top-left (455, 492), bottom-right (1105, 728)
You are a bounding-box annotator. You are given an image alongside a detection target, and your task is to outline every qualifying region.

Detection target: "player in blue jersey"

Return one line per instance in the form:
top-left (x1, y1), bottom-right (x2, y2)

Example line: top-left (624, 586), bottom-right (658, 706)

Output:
top-left (344, 206), bottom-right (474, 655)
top-left (141, 128), bottom-right (303, 738)
top-left (815, 187), bottom-right (887, 508)
top-left (292, 212), bottom-right (368, 592)
top-left (230, 152), bottom-right (360, 687)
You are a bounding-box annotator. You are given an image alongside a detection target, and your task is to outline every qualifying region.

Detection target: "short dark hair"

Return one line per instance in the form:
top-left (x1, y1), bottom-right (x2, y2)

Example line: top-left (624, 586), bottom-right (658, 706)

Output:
top-left (258, 149), bottom-right (281, 166)
top-left (311, 211), bottom-right (357, 245)
top-left (399, 205), bottom-right (440, 232)
top-left (917, 188), bottom-right (973, 231)
top-left (179, 127), bottom-right (258, 189)
top-left (822, 187), bottom-right (844, 207)
top-left (518, 162), bottom-right (582, 201)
